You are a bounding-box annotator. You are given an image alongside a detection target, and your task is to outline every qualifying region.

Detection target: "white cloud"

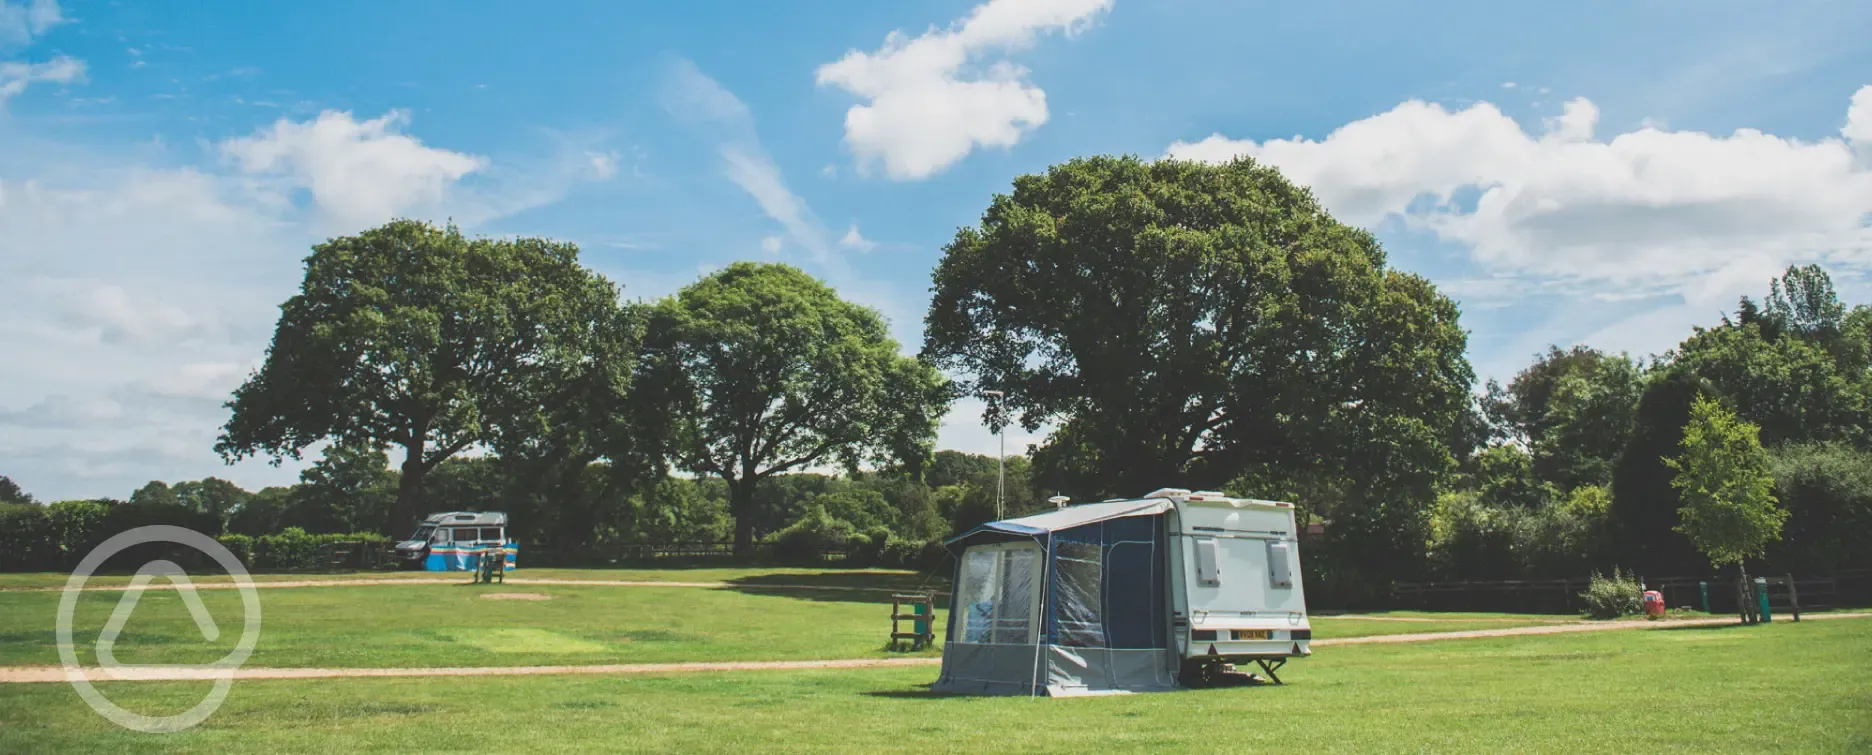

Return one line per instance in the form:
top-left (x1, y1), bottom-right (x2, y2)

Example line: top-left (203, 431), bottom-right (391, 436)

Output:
top-left (815, 0), bottom-right (1113, 180)
top-left (221, 109), bottom-right (487, 231)
top-left (0, 103), bottom-right (604, 499)
top-left (662, 58), bottom-right (925, 352)
top-left (55, 281), bottom-right (210, 346)
top-left (838, 224), bottom-right (877, 253)
top-left (1846, 85), bottom-right (1872, 150)
top-left (0, 0), bottom-right (62, 46)
top-left (1166, 87), bottom-right (1872, 288)
top-left (1501, 81), bottom-right (1517, 89)
top-left (760, 235), bottom-right (783, 254)
top-left (145, 361), bottom-right (252, 401)
top-left (0, 54), bottom-right (82, 102)
top-left (586, 150), bottom-right (620, 180)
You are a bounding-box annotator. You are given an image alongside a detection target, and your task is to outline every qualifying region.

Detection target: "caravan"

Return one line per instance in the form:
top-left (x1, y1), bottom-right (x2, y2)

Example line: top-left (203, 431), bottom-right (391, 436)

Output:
top-left (932, 488), bottom-right (1311, 696)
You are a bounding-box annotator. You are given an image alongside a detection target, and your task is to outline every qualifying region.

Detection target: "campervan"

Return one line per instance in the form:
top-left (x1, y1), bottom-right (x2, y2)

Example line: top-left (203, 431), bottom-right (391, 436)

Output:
top-left (393, 511), bottom-right (518, 572)
top-left (933, 488), bottom-right (1311, 696)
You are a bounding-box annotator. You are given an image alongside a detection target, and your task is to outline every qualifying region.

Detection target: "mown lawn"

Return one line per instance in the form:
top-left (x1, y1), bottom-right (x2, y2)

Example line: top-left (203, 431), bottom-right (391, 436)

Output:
top-left (0, 566), bottom-right (933, 590)
top-left (0, 569), bottom-right (1578, 669)
top-left (0, 579), bottom-right (948, 669)
top-left (2, 617), bottom-right (1866, 753)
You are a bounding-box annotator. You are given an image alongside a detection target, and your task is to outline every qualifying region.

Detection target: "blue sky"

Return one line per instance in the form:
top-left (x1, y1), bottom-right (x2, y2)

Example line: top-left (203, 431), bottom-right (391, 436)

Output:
top-left (4, 0), bottom-right (1872, 501)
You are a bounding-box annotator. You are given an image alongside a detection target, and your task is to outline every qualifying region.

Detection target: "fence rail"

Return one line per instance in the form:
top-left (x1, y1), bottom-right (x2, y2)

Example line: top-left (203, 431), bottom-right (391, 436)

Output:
top-left (1389, 570), bottom-right (1872, 615)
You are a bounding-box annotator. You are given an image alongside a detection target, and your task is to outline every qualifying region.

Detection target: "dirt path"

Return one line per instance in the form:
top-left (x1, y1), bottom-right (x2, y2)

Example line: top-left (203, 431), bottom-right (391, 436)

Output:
top-left (1312, 611), bottom-right (1872, 645)
top-left (7, 612), bottom-right (1862, 684)
top-left (1318, 615), bottom-right (1579, 624)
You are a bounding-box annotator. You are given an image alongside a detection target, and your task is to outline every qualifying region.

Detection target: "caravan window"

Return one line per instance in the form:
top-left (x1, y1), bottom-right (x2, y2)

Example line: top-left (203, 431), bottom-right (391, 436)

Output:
top-left (454, 528), bottom-right (480, 543)
top-left (480, 527), bottom-right (502, 542)
top-left (954, 543), bottom-right (1040, 645)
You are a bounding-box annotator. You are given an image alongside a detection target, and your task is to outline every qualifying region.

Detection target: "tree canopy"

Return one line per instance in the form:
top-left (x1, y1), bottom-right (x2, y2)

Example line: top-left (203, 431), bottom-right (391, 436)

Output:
top-left (217, 220), bottom-right (626, 533)
top-left (637, 262), bottom-right (951, 557)
top-left (922, 155), bottom-right (1473, 580)
top-left (1666, 395), bottom-right (1787, 569)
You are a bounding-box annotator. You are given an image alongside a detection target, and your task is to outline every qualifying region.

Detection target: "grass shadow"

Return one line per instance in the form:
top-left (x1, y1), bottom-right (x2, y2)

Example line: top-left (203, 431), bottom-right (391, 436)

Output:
top-left (861, 688), bottom-right (961, 699)
top-left (1654, 622), bottom-right (1750, 632)
top-left (717, 572), bottom-right (953, 609)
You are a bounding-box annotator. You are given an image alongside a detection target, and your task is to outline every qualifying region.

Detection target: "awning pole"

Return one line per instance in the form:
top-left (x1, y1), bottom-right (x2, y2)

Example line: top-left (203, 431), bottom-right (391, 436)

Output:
top-left (1030, 536), bottom-right (1048, 698)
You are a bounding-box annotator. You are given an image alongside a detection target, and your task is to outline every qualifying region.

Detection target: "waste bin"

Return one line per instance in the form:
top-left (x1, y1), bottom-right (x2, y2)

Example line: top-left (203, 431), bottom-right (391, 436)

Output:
top-left (1755, 577), bottom-right (1771, 623)
top-left (1642, 590), bottom-right (1665, 617)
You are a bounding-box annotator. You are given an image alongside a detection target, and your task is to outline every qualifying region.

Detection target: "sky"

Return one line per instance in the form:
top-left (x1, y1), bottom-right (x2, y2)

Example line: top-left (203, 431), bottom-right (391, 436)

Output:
top-left (3, 0), bottom-right (1871, 501)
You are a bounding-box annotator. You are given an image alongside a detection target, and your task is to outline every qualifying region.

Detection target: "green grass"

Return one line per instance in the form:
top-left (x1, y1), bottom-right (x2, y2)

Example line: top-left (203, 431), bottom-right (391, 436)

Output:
top-left (2, 617), bottom-right (1866, 753)
top-left (0, 566), bottom-right (933, 590)
top-left (0, 579), bottom-right (950, 669)
top-left (0, 568), bottom-right (1578, 670)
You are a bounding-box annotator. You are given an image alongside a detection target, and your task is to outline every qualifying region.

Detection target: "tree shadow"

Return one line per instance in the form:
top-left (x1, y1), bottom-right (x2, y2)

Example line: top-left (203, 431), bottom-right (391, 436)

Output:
top-left (860, 687), bottom-right (962, 699)
top-left (1654, 621), bottom-right (1750, 631)
top-left (715, 571), bottom-right (953, 609)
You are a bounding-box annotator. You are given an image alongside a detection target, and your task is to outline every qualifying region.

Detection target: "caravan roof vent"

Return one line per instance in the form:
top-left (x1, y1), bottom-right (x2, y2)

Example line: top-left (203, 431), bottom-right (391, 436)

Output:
top-left (1141, 488), bottom-right (1192, 501)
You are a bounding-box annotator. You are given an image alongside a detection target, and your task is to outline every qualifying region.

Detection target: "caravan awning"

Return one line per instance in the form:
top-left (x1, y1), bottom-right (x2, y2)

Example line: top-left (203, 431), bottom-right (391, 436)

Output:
top-left (946, 498), bottom-right (1173, 545)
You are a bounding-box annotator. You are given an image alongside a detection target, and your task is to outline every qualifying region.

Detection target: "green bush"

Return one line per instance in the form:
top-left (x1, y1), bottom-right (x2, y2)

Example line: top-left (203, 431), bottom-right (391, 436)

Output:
top-left (846, 526), bottom-right (896, 566)
top-left (881, 536), bottom-right (924, 569)
top-left (766, 506), bottom-right (856, 565)
top-left (254, 527), bottom-right (317, 570)
top-left (0, 503), bottom-right (55, 571)
top-left (216, 534), bottom-right (254, 566)
top-left (1579, 567), bottom-right (1643, 619)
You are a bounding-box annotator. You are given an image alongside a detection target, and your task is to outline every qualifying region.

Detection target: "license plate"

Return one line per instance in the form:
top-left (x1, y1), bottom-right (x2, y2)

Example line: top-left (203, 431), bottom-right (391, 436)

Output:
top-left (1234, 630), bottom-right (1271, 641)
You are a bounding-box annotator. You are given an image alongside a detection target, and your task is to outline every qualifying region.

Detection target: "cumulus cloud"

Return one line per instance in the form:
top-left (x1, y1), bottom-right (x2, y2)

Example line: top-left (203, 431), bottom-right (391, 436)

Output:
top-left (1, 104), bottom-right (605, 499)
top-left (1166, 87), bottom-right (1872, 288)
top-left (815, 0), bottom-right (1112, 180)
top-left (1846, 85), bottom-right (1872, 150)
top-left (838, 224), bottom-right (877, 252)
top-left (760, 235), bottom-right (783, 254)
top-left (0, 54), bottom-right (82, 102)
top-left (221, 109), bottom-right (487, 230)
top-left (0, 0), bottom-right (62, 46)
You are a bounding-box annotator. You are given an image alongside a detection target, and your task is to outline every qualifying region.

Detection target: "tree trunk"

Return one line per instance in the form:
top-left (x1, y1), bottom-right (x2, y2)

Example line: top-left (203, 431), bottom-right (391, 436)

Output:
top-left (392, 440), bottom-right (428, 537)
top-left (728, 478), bottom-right (756, 561)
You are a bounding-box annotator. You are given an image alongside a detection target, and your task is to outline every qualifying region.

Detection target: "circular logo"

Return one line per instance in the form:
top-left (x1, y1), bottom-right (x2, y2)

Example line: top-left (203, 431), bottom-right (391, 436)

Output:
top-left (56, 525), bottom-right (262, 734)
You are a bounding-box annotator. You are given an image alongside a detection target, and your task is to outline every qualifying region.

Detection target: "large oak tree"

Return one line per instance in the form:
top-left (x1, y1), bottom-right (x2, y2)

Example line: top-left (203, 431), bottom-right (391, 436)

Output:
top-left (635, 262), bottom-right (950, 558)
top-left (218, 220), bottom-right (627, 534)
top-left (922, 156), bottom-right (1474, 577)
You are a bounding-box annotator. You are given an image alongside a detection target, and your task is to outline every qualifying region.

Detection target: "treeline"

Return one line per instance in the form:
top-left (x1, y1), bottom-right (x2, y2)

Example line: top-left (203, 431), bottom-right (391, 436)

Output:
top-left (1428, 264), bottom-right (1872, 583)
top-left (4, 156), bottom-right (1869, 595)
top-left (0, 450), bottom-right (1035, 570)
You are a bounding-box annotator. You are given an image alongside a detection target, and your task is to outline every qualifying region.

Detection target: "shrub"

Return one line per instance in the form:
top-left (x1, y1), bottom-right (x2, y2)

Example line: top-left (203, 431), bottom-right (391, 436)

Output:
top-left (216, 534), bottom-right (254, 566)
top-left (1579, 567), bottom-right (1642, 619)
top-left (765, 506), bottom-right (857, 565)
top-left (0, 503), bottom-right (55, 571)
top-left (255, 527), bottom-right (318, 570)
top-left (846, 526), bottom-right (896, 566)
top-left (881, 536), bottom-right (923, 569)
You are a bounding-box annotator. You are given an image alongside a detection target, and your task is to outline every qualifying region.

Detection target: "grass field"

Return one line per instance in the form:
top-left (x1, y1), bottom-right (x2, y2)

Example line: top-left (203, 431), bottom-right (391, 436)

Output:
top-left (2, 615), bottom-right (1866, 753)
top-left (0, 569), bottom-right (1585, 669)
top-left (0, 567), bottom-right (936, 590)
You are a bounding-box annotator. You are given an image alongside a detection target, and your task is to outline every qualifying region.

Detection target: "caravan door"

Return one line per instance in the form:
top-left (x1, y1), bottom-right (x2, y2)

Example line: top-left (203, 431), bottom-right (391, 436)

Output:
top-left (954, 542), bottom-right (1042, 645)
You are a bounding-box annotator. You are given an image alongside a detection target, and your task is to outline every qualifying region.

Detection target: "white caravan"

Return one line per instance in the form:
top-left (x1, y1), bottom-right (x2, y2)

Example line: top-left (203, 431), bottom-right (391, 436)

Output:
top-left (1158, 488), bottom-right (1313, 684)
top-left (931, 487), bottom-right (1312, 696)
